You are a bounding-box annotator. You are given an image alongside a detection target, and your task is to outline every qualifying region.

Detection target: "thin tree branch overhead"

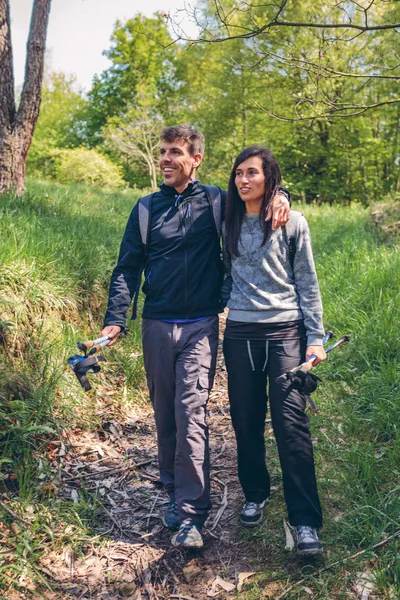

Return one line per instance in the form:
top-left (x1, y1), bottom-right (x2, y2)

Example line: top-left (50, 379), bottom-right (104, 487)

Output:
top-left (255, 97), bottom-right (400, 121)
top-left (174, 0), bottom-right (400, 44)
top-left (166, 0), bottom-right (400, 121)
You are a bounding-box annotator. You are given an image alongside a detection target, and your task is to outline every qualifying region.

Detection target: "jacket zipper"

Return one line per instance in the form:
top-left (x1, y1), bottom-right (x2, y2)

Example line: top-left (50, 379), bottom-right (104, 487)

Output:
top-left (175, 193), bottom-right (189, 316)
top-left (181, 200), bottom-right (189, 316)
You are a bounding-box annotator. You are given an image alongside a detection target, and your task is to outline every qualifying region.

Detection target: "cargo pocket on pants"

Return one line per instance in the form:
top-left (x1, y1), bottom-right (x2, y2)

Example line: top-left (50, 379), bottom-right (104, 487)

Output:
top-left (194, 372), bottom-right (213, 409)
top-left (199, 365), bottom-right (216, 390)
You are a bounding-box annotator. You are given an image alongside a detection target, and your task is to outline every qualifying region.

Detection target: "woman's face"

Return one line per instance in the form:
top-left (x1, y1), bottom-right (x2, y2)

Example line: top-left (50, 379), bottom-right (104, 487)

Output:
top-left (235, 156), bottom-right (266, 207)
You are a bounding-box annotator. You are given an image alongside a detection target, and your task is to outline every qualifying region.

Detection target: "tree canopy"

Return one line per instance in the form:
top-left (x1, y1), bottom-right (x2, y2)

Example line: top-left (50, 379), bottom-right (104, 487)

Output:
top-left (27, 4), bottom-right (400, 202)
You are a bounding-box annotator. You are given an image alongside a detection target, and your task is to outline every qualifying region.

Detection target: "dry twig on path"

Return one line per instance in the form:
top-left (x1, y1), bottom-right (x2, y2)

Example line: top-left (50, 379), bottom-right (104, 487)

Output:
top-left (210, 483), bottom-right (228, 531)
top-left (61, 458), bottom-right (154, 481)
top-left (0, 500), bottom-right (31, 525)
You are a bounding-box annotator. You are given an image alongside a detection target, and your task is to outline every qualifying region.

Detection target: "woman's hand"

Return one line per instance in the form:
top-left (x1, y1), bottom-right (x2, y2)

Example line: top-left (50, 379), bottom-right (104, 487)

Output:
top-left (100, 325), bottom-right (122, 347)
top-left (265, 193), bottom-right (290, 230)
top-left (306, 345), bottom-right (327, 367)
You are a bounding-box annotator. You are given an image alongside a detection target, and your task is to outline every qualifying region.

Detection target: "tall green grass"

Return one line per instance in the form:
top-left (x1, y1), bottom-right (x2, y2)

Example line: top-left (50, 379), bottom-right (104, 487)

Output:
top-left (0, 182), bottom-right (145, 493)
top-left (0, 183), bottom-right (399, 597)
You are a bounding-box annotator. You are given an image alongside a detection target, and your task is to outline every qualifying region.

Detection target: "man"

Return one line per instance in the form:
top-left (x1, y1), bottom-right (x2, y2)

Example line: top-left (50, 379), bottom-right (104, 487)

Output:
top-left (101, 125), bottom-right (290, 549)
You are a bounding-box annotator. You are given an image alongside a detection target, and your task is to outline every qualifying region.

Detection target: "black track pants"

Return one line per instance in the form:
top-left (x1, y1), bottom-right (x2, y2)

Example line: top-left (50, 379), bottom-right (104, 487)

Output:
top-left (223, 336), bottom-right (322, 528)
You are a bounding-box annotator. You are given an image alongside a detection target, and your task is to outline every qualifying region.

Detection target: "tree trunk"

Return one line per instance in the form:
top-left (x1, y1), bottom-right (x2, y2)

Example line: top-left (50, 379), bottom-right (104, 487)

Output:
top-left (150, 159), bottom-right (158, 190)
top-left (0, 0), bottom-right (52, 194)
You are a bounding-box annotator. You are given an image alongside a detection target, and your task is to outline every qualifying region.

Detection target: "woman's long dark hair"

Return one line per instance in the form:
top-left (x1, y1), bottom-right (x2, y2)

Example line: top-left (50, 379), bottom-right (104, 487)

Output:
top-left (225, 146), bottom-right (282, 257)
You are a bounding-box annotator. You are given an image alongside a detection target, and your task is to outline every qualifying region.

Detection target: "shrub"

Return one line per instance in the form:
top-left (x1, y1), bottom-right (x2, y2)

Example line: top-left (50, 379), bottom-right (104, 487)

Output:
top-left (54, 148), bottom-right (125, 188)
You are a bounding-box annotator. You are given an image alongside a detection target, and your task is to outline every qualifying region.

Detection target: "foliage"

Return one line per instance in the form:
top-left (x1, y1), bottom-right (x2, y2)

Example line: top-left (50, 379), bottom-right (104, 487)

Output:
top-left (27, 72), bottom-right (86, 179)
top-left (53, 148), bottom-right (125, 188)
top-left (82, 13), bottom-right (177, 148)
top-left (80, 9), bottom-right (400, 200)
top-left (27, 10), bottom-right (399, 199)
top-left (170, 7), bottom-right (400, 202)
top-left (104, 105), bottom-right (163, 190)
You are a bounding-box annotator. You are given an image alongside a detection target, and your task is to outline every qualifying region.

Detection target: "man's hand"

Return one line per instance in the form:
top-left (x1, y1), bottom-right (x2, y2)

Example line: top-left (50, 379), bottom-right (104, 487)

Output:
top-left (265, 193), bottom-right (290, 230)
top-left (101, 325), bottom-right (122, 347)
top-left (306, 345), bottom-right (327, 367)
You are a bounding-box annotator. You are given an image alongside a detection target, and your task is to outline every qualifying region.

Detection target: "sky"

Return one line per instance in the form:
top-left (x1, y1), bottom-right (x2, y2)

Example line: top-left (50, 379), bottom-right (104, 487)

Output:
top-left (10, 0), bottom-right (198, 92)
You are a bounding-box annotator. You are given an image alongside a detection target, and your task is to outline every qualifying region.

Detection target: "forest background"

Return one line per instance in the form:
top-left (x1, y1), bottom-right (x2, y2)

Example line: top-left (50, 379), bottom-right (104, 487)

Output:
top-left (27, 0), bottom-right (400, 203)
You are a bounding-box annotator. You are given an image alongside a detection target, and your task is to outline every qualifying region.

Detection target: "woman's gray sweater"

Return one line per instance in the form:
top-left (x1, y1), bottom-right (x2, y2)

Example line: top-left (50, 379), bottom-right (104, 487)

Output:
top-left (222, 210), bottom-right (324, 346)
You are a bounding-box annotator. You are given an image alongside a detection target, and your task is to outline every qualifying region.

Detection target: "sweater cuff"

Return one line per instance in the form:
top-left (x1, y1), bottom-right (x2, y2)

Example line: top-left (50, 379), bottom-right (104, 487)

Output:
top-left (307, 336), bottom-right (324, 346)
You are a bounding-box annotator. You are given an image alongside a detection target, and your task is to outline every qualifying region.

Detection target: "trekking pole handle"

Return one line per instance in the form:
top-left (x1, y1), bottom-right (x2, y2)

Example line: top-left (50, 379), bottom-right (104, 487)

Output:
top-left (87, 338), bottom-right (113, 356)
top-left (306, 334), bottom-right (350, 364)
top-left (90, 335), bottom-right (111, 346)
top-left (307, 330), bottom-right (334, 364)
top-left (77, 336), bottom-right (112, 353)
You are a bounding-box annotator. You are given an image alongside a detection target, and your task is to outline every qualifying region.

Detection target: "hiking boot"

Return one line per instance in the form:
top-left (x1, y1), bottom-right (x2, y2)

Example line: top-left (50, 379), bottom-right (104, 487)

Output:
top-left (162, 501), bottom-right (180, 531)
top-left (239, 500), bottom-right (266, 527)
top-left (171, 518), bottom-right (204, 549)
top-left (294, 526), bottom-right (323, 556)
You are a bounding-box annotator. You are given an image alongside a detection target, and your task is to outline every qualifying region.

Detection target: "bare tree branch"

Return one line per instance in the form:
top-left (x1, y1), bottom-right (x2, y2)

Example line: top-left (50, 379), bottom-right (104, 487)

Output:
top-left (255, 97), bottom-right (400, 121)
top-left (171, 0), bottom-right (400, 44)
top-left (189, 19), bottom-right (400, 44)
top-left (250, 48), bottom-right (400, 80)
top-left (107, 114), bottom-right (162, 190)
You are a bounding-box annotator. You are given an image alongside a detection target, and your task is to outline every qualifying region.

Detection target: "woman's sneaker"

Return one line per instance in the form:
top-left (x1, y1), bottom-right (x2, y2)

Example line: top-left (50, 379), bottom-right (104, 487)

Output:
top-left (294, 526), bottom-right (323, 556)
top-left (239, 500), bottom-right (266, 527)
top-left (162, 501), bottom-right (180, 532)
top-left (171, 518), bottom-right (204, 549)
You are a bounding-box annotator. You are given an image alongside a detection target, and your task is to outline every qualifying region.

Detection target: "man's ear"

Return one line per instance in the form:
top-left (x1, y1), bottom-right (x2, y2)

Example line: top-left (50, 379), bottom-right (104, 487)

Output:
top-left (193, 153), bottom-right (203, 169)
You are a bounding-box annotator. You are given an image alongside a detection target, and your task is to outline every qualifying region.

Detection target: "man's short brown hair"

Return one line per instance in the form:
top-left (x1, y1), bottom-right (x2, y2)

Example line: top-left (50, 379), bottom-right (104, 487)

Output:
top-left (160, 125), bottom-right (205, 157)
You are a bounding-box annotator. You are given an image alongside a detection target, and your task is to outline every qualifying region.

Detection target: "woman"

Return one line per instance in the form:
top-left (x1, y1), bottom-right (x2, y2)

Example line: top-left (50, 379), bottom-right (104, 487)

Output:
top-left (222, 146), bottom-right (326, 556)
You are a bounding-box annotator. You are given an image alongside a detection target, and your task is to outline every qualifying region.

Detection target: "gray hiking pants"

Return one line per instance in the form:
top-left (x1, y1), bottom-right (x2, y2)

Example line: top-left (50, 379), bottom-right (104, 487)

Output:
top-left (142, 316), bottom-right (218, 526)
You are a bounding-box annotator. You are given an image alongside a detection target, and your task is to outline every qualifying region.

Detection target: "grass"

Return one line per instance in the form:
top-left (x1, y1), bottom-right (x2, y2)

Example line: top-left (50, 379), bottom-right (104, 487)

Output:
top-left (0, 181), bottom-right (148, 594)
top-left (0, 181), bottom-right (399, 597)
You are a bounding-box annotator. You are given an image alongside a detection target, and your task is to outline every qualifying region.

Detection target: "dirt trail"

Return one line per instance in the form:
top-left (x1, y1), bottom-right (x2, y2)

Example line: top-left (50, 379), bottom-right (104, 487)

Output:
top-left (41, 321), bottom-right (295, 599)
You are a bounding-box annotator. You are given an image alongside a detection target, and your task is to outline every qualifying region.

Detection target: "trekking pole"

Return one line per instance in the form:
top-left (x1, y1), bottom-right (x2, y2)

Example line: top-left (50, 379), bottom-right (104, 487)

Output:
top-left (323, 335), bottom-right (351, 356)
top-left (68, 336), bottom-right (113, 391)
top-left (276, 332), bottom-right (350, 384)
top-left (77, 336), bottom-right (112, 356)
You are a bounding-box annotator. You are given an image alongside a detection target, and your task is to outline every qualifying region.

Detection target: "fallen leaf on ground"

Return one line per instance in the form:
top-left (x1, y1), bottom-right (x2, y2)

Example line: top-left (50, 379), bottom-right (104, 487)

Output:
top-left (283, 519), bottom-right (295, 551)
top-left (237, 572), bottom-right (256, 592)
top-left (93, 444), bottom-right (105, 457)
top-left (207, 575), bottom-right (235, 596)
top-left (354, 571), bottom-right (376, 600)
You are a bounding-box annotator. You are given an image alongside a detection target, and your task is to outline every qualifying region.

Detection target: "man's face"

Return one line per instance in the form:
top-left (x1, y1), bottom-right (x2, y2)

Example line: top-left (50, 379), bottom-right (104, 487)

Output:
top-left (159, 138), bottom-right (202, 193)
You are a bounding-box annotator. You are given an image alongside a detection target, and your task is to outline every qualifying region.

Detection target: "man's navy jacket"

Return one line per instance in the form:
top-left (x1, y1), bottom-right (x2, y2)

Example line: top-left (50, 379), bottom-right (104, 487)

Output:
top-left (104, 181), bottom-right (226, 327)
